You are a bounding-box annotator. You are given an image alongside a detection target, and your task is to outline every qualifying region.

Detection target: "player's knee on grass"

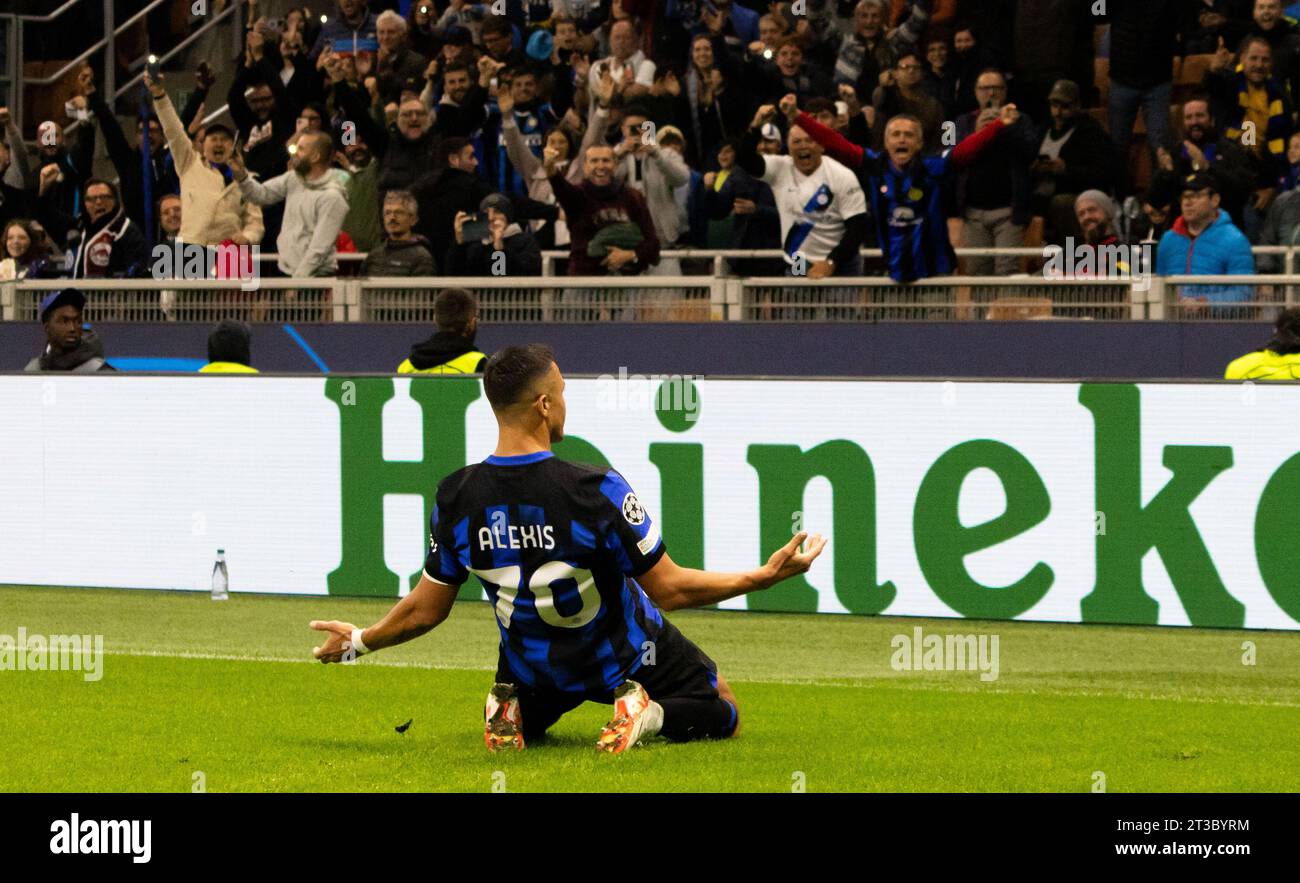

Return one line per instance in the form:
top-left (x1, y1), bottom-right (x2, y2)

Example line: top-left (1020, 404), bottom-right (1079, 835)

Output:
top-left (717, 673), bottom-right (741, 738)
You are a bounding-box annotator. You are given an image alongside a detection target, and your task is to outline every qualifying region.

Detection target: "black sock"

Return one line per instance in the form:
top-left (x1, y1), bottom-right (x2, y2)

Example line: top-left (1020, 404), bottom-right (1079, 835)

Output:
top-left (657, 697), bottom-right (737, 742)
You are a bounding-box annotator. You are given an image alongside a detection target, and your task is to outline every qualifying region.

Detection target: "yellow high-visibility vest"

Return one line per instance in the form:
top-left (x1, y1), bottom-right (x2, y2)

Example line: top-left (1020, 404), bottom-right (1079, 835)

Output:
top-left (1224, 349), bottom-right (1300, 380)
top-left (199, 362), bottom-right (259, 374)
top-left (397, 351), bottom-right (487, 374)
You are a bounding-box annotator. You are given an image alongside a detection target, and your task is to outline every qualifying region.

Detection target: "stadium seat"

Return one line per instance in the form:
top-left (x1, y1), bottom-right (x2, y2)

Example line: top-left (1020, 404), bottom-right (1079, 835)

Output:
top-left (986, 296), bottom-right (1052, 320)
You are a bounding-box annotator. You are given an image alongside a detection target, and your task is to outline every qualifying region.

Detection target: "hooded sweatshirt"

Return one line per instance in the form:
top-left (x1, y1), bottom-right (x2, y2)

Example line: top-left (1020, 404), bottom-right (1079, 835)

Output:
top-left (238, 167), bottom-right (351, 277)
top-left (397, 330), bottom-right (488, 374)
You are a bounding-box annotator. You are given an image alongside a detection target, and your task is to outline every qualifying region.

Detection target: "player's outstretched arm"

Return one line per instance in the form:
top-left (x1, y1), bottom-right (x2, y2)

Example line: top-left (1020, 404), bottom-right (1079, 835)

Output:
top-left (310, 574), bottom-right (458, 663)
top-left (637, 531), bottom-right (827, 612)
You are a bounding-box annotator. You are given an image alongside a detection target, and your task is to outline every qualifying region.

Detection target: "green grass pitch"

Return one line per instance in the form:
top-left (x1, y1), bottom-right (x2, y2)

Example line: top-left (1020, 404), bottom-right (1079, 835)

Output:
top-left (2, 585), bottom-right (1299, 792)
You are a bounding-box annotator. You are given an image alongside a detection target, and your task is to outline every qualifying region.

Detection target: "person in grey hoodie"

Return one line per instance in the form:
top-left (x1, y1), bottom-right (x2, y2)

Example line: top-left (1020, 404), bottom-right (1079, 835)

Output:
top-left (231, 131), bottom-right (350, 277)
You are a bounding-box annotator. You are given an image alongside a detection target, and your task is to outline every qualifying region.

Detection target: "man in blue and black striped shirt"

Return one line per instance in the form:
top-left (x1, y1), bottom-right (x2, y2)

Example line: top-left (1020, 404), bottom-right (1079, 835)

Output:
top-left (310, 344), bottom-right (825, 754)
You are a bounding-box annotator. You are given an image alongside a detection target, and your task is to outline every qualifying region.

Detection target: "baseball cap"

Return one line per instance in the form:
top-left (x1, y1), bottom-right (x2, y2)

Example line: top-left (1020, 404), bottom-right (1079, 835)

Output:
top-left (526, 30), bottom-right (554, 62)
top-left (1180, 170), bottom-right (1218, 194)
top-left (39, 287), bottom-right (86, 323)
top-left (1047, 80), bottom-right (1080, 106)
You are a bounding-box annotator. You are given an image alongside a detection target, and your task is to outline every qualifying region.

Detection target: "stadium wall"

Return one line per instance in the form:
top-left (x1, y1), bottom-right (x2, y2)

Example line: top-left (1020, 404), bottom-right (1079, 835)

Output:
top-left (1, 375), bottom-right (1297, 631)
top-left (0, 321), bottom-right (1277, 377)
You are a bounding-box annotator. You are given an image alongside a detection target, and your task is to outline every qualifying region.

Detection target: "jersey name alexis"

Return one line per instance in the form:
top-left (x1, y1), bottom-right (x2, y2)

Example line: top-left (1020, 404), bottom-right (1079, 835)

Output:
top-left (478, 522), bottom-right (557, 551)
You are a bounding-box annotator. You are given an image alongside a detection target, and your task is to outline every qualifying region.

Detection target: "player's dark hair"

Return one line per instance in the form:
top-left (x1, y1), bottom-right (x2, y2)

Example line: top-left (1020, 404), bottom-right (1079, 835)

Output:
top-left (208, 319), bottom-right (252, 366)
top-left (1267, 307), bottom-right (1300, 355)
top-left (438, 136), bottom-right (471, 164)
top-left (443, 62), bottom-right (471, 79)
top-left (483, 344), bottom-right (555, 410)
top-left (83, 177), bottom-right (119, 201)
top-left (435, 287), bottom-right (477, 335)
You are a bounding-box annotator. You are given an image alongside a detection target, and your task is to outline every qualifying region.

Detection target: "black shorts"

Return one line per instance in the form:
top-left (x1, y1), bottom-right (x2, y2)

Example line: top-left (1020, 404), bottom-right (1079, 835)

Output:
top-left (494, 619), bottom-right (720, 741)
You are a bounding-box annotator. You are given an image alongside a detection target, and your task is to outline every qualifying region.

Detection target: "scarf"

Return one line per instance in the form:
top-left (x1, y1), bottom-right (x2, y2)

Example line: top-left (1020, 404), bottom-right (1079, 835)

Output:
top-left (1226, 68), bottom-right (1288, 165)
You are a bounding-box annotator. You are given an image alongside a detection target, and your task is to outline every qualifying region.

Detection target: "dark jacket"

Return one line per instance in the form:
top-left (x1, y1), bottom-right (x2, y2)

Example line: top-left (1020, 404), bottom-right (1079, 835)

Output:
top-left (409, 166), bottom-right (495, 268)
top-left (361, 235), bottom-right (437, 276)
top-left (227, 58), bottom-right (296, 182)
top-left (24, 331), bottom-right (115, 372)
top-left (1035, 113), bottom-right (1117, 195)
top-left (34, 128), bottom-right (96, 245)
top-left (86, 89), bottom-right (178, 232)
top-left (1099, 0), bottom-right (1183, 89)
top-left (955, 108), bottom-right (1039, 226)
top-left (548, 174), bottom-right (661, 275)
top-left (378, 126), bottom-right (440, 196)
top-left (1147, 133), bottom-right (1256, 227)
top-left (69, 208), bottom-right (148, 278)
top-left (445, 226), bottom-right (543, 277)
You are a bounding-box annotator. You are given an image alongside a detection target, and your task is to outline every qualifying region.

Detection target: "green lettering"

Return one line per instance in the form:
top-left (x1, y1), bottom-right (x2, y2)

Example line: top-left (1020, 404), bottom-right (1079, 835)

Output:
top-left (326, 377), bottom-right (480, 598)
top-left (913, 441), bottom-right (1053, 618)
top-left (746, 441), bottom-right (894, 613)
top-left (1079, 384), bottom-right (1242, 626)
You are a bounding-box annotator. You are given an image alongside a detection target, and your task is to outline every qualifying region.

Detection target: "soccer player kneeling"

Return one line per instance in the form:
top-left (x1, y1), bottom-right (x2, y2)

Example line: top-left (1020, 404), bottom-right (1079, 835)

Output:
top-left (310, 344), bottom-right (825, 753)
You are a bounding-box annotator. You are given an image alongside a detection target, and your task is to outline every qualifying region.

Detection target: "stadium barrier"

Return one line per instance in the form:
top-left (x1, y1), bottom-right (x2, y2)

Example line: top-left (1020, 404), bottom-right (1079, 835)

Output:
top-left (7, 275), bottom-right (1299, 322)
top-left (1, 374), bottom-right (1296, 631)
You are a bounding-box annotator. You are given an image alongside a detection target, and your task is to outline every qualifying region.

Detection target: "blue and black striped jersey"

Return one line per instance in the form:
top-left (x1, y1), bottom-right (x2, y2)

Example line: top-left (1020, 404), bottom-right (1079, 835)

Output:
top-left (423, 451), bottom-right (667, 694)
top-left (861, 151), bottom-right (957, 283)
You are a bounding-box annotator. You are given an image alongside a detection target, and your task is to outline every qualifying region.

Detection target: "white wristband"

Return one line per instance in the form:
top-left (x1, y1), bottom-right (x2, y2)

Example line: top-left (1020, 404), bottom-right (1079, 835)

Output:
top-left (350, 627), bottom-right (370, 656)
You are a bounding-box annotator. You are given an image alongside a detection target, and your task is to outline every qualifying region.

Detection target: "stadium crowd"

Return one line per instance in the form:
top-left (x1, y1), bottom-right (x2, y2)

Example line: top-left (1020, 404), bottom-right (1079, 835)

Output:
top-left (7, 0), bottom-right (1300, 301)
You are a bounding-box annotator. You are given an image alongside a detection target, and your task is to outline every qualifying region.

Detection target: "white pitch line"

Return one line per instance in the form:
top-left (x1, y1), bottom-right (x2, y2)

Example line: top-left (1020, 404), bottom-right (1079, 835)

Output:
top-left (101, 648), bottom-right (1300, 709)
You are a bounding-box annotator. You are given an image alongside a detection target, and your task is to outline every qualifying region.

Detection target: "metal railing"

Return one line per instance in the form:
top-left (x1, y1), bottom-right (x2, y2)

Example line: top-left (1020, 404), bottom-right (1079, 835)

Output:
top-left (4, 0), bottom-right (249, 140)
top-left (6, 274), bottom-right (1297, 323)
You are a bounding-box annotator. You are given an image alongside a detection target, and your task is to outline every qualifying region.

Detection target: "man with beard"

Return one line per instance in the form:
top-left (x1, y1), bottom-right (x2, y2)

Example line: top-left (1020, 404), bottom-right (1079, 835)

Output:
top-left (1204, 34), bottom-right (1295, 235)
top-left (430, 62), bottom-right (488, 139)
top-left (230, 34), bottom-right (298, 256)
top-left (1030, 79), bottom-right (1116, 247)
top-left (396, 287), bottom-right (488, 374)
top-left (1149, 95), bottom-right (1255, 229)
top-left (24, 288), bottom-right (115, 372)
top-left (410, 137), bottom-right (495, 270)
top-left (1070, 190), bottom-right (1133, 278)
top-left (545, 143), bottom-right (661, 276)
top-left (33, 116), bottom-right (95, 246)
top-left (147, 73), bottom-right (263, 248)
top-left (68, 179), bottom-right (148, 279)
top-left (232, 131), bottom-right (350, 278)
top-left (780, 93), bottom-right (1017, 282)
top-left (339, 137), bottom-right (382, 252)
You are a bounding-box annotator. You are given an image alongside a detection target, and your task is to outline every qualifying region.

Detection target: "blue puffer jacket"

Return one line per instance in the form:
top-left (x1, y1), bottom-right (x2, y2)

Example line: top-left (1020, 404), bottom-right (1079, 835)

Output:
top-left (1155, 209), bottom-right (1255, 303)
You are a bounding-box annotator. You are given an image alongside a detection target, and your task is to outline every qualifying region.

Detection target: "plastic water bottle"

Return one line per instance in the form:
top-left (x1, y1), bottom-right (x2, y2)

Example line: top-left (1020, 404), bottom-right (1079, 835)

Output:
top-left (211, 550), bottom-right (229, 601)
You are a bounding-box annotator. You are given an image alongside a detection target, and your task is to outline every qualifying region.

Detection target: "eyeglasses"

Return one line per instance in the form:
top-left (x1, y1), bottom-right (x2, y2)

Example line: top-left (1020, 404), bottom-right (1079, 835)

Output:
top-left (84, 194), bottom-right (114, 203)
